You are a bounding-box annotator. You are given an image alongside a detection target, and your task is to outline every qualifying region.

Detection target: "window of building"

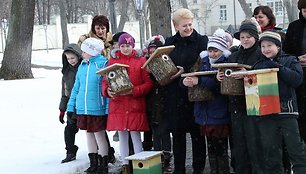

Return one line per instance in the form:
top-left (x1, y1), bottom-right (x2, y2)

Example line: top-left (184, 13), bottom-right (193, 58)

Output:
top-left (220, 5), bottom-right (227, 21)
top-left (267, 0), bottom-right (283, 16)
top-left (274, 1), bottom-right (283, 15)
top-left (193, 0), bottom-right (197, 4)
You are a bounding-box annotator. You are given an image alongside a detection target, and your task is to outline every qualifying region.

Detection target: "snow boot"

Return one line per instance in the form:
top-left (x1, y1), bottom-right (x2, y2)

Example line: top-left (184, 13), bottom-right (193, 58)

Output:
top-left (208, 153), bottom-right (218, 174)
top-left (162, 151), bottom-right (172, 173)
top-left (108, 146), bottom-right (116, 164)
top-left (121, 164), bottom-right (131, 174)
top-left (84, 153), bottom-right (98, 173)
top-left (218, 155), bottom-right (230, 174)
top-left (97, 155), bottom-right (108, 174)
top-left (61, 145), bottom-right (78, 163)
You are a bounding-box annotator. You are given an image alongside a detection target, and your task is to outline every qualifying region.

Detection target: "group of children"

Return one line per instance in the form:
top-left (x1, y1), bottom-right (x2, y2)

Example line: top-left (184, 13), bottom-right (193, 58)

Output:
top-left (57, 4), bottom-right (306, 174)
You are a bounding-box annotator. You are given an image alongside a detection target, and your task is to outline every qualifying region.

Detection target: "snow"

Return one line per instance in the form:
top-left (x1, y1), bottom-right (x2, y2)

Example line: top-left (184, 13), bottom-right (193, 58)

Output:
top-left (0, 49), bottom-right (121, 174)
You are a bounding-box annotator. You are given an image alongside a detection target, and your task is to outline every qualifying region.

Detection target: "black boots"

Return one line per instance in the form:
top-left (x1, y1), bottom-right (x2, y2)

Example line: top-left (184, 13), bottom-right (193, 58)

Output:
top-left (108, 147), bottom-right (116, 164)
top-left (84, 153), bottom-right (98, 173)
top-left (61, 145), bottom-right (78, 163)
top-left (162, 151), bottom-right (172, 173)
top-left (121, 164), bottom-right (131, 174)
top-left (84, 153), bottom-right (108, 174)
top-left (97, 155), bottom-right (108, 174)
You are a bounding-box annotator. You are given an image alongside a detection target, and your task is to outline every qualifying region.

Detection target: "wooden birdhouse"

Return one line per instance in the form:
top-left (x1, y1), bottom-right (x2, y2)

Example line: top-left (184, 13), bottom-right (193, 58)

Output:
top-left (211, 63), bottom-right (252, 95)
top-left (96, 63), bottom-right (133, 94)
top-left (142, 45), bottom-right (178, 86)
top-left (181, 71), bottom-right (218, 102)
top-left (241, 68), bottom-right (280, 116)
top-left (125, 151), bottom-right (163, 174)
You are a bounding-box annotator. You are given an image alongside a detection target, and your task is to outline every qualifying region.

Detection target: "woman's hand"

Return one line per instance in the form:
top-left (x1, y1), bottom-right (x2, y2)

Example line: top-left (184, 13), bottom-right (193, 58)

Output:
top-left (170, 66), bottom-right (184, 80)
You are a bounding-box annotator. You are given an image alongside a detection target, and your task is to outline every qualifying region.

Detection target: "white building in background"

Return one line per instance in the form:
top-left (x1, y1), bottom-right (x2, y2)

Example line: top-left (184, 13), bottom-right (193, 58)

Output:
top-left (176, 0), bottom-right (290, 35)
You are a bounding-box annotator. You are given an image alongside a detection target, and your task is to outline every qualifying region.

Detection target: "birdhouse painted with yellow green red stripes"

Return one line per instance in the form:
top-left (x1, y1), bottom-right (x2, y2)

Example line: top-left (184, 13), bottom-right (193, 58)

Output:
top-left (125, 151), bottom-right (162, 174)
top-left (243, 68), bottom-right (280, 116)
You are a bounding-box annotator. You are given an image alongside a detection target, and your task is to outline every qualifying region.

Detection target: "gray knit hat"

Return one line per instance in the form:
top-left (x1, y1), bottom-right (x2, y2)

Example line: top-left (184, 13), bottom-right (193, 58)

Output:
top-left (234, 22), bottom-right (259, 40)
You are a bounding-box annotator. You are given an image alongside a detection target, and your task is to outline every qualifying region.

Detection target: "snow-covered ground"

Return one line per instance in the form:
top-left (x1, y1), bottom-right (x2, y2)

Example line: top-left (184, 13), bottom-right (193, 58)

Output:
top-left (0, 49), bottom-right (121, 174)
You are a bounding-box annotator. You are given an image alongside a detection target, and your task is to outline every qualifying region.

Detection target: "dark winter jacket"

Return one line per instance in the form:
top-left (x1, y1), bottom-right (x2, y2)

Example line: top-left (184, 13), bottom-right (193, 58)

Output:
top-left (59, 44), bottom-right (82, 112)
top-left (252, 52), bottom-right (303, 117)
top-left (283, 12), bottom-right (306, 117)
top-left (283, 12), bottom-right (306, 57)
top-left (194, 54), bottom-right (230, 126)
top-left (227, 42), bottom-right (262, 113)
top-left (162, 30), bottom-right (208, 131)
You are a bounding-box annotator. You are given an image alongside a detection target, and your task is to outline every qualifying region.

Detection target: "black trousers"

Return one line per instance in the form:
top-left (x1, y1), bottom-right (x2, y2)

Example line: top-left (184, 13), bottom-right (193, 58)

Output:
top-left (172, 124), bottom-right (206, 174)
top-left (64, 115), bottom-right (79, 154)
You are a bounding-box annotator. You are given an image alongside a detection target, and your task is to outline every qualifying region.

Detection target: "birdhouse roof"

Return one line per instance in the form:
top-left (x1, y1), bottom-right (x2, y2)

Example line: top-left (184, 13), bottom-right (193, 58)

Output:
top-left (96, 63), bottom-right (129, 75)
top-left (211, 63), bottom-right (252, 69)
top-left (142, 45), bottom-right (175, 68)
top-left (125, 151), bottom-right (163, 161)
top-left (181, 70), bottom-right (218, 77)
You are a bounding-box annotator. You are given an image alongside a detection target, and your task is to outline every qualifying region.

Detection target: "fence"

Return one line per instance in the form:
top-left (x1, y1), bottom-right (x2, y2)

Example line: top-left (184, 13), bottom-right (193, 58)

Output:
top-left (0, 15), bottom-right (142, 52)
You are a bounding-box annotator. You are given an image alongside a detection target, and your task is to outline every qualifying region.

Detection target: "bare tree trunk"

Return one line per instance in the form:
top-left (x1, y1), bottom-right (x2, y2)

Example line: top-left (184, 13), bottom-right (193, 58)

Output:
top-left (42, 0), bottom-right (46, 24)
top-left (47, 0), bottom-right (50, 24)
top-left (283, 0), bottom-right (298, 22)
top-left (237, 0), bottom-right (252, 19)
top-left (117, 0), bottom-right (129, 32)
top-left (148, 0), bottom-right (172, 38)
top-left (73, 0), bottom-right (77, 23)
top-left (0, 0), bottom-right (35, 80)
top-left (36, 0), bottom-right (42, 24)
top-left (180, 0), bottom-right (188, 9)
top-left (143, 0), bottom-right (150, 39)
top-left (59, 0), bottom-right (69, 48)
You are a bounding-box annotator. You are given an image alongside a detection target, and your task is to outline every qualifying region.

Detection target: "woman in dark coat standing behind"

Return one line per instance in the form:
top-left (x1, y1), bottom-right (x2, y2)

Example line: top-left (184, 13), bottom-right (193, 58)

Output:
top-left (162, 8), bottom-right (208, 174)
top-left (283, 0), bottom-right (306, 144)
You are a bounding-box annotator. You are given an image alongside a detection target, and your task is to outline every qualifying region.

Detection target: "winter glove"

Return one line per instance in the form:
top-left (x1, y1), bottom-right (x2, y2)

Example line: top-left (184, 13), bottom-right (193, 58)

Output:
top-left (59, 111), bottom-right (65, 124)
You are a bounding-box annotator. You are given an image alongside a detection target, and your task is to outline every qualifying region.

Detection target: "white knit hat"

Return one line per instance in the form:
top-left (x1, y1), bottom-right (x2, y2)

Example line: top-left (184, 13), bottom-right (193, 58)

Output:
top-left (81, 38), bottom-right (104, 56)
top-left (207, 28), bottom-right (228, 52)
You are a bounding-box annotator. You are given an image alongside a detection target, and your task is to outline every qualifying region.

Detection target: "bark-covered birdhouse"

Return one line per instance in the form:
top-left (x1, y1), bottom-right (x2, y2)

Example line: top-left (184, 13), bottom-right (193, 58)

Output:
top-left (142, 45), bottom-right (178, 86)
top-left (96, 63), bottom-right (133, 94)
top-left (181, 71), bottom-right (218, 102)
top-left (211, 63), bottom-right (252, 95)
top-left (241, 68), bottom-right (280, 116)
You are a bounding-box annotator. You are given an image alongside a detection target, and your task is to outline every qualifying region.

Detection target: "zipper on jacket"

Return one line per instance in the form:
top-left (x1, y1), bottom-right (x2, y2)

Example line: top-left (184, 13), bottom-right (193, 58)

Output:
top-left (94, 62), bottom-right (104, 107)
top-left (84, 62), bottom-right (90, 114)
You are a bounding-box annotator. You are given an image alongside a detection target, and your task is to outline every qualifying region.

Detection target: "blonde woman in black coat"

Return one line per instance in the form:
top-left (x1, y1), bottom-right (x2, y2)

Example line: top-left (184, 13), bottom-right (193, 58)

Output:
top-left (163, 8), bottom-right (208, 174)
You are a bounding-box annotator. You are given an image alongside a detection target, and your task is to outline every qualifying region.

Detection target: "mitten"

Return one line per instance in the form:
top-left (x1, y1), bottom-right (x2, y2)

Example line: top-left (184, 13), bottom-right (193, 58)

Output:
top-left (59, 111), bottom-right (65, 124)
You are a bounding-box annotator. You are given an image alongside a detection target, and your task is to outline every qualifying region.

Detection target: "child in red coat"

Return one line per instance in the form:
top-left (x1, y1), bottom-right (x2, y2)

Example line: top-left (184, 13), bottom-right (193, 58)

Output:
top-left (102, 33), bottom-right (153, 173)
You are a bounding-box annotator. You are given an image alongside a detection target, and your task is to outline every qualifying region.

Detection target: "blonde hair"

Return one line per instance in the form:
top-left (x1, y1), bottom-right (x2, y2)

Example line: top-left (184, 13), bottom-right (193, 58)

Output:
top-left (172, 8), bottom-right (193, 26)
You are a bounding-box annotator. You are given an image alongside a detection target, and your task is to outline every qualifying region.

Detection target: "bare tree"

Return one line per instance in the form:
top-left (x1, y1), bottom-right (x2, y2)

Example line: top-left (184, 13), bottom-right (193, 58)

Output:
top-left (59, 0), bottom-right (69, 48)
top-left (180, 0), bottom-right (188, 9)
top-left (283, 0), bottom-right (298, 22)
top-left (0, 0), bottom-right (35, 80)
top-left (117, 0), bottom-right (130, 32)
top-left (148, 0), bottom-right (172, 38)
top-left (237, 0), bottom-right (252, 18)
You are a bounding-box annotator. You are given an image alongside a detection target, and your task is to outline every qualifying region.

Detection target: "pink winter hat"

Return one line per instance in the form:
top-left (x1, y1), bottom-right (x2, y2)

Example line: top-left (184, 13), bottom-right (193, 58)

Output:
top-left (118, 33), bottom-right (135, 48)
